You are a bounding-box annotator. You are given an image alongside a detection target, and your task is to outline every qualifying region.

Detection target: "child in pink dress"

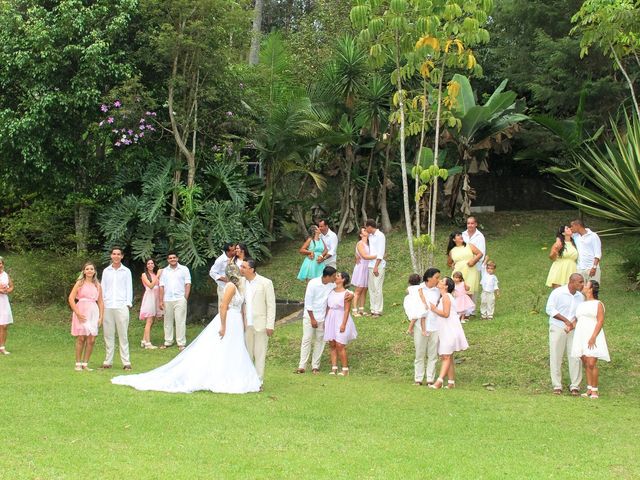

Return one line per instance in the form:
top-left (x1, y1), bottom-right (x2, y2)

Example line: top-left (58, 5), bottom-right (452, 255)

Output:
top-left (452, 271), bottom-right (474, 323)
top-left (0, 256), bottom-right (14, 355)
top-left (323, 272), bottom-right (357, 376)
top-left (68, 262), bottom-right (104, 371)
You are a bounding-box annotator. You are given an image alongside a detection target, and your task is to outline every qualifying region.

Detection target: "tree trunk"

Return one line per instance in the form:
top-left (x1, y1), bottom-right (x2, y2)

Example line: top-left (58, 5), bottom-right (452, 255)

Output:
top-left (610, 42), bottom-right (640, 118)
top-left (248, 0), bottom-right (264, 65)
top-left (74, 203), bottom-right (90, 255)
top-left (337, 147), bottom-right (354, 240)
top-left (415, 79), bottom-right (429, 238)
top-left (361, 146), bottom-right (375, 225)
top-left (427, 68), bottom-right (445, 266)
top-left (394, 39), bottom-right (418, 272)
top-left (379, 142), bottom-right (392, 233)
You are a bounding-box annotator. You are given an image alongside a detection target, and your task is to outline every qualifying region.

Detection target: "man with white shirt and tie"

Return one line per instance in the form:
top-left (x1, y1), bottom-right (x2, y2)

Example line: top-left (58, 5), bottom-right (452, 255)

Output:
top-left (318, 219), bottom-right (338, 268)
top-left (240, 258), bottom-right (276, 387)
top-left (365, 219), bottom-right (386, 317)
top-left (296, 266), bottom-right (337, 374)
top-left (159, 252), bottom-right (191, 351)
top-left (570, 219), bottom-right (602, 283)
top-left (209, 243), bottom-right (236, 310)
top-left (545, 273), bottom-right (584, 395)
top-left (101, 246), bottom-right (133, 370)
top-left (414, 268), bottom-right (441, 386)
top-left (462, 216), bottom-right (485, 309)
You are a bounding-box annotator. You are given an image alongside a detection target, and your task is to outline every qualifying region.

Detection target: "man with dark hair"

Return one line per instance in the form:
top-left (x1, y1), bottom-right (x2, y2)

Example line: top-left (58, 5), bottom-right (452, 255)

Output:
top-left (296, 266), bottom-right (337, 374)
top-left (160, 251), bottom-right (191, 351)
top-left (365, 219), bottom-right (386, 317)
top-left (570, 219), bottom-right (602, 283)
top-left (101, 246), bottom-right (133, 370)
top-left (462, 216), bottom-right (485, 313)
top-left (413, 268), bottom-right (441, 385)
top-left (209, 243), bottom-right (237, 310)
top-left (240, 258), bottom-right (276, 387)
top-left (318, 219), bottom-right (338, 268)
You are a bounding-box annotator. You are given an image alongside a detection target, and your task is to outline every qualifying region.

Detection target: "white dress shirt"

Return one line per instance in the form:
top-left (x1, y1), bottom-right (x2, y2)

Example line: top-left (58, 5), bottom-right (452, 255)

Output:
top-left (101, 264), bottom-right (133, 308)
top-left (209, 253), bottom-right (230, 288)
top-left (245, 277), bottom-right (256, 327)
top-left (545, 285), bottom-right (584, 329)
top-left (462, 229), bottom-right (486, 271)
top-left (368, 229), bottom-right (386, 269)
top-left (160, 263), bottom-right (192, 301)
top-left (572, 229), bottom-right (602, 270)
top-left (304, 277), bottom-right (335, 321)
top-left (480, 265), bottom-right (499, 292)
top-left (420, 285), bottom-right (441, 332)
top-left (321, 229), bottom-right (339, 263)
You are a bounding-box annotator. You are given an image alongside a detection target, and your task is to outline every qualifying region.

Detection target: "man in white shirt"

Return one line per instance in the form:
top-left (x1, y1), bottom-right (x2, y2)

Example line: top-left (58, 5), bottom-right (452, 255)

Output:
top-left (318, 219), bottom-right (338, 268)
top-left (462, 216), bottom-right (485, 311)
top-left (209, 243), bottom-right (236, 310)
top-left (159, 251), bottom-right (192, 351)
top-left (545, 273), bottom-right (584, 395)
top-left (571, 219), bottom-right (602, 283)
top-left (414, 268), bottom-right (441, 385)
top-left (101, 246), bottom-right (133, 370)
top-left (296, 266), bottom-right (337, 374)
top-left (365, 219), bottom-right (386, 317)
top-left (240, 258), bottom-right (276, 386)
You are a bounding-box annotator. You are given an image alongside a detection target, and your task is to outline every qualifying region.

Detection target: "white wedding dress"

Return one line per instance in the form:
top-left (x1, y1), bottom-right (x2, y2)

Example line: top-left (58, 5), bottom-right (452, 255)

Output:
top-left (112, 285), bottom-right (261, 394)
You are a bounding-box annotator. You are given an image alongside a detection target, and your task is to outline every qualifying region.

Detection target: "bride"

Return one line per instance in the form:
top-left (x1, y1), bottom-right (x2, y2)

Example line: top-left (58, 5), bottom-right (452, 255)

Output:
top-left (112, 263), bottom-right (261, 394)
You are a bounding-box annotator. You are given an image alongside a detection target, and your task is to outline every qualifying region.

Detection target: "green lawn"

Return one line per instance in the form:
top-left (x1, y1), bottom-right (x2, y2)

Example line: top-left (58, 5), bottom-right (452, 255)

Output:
top-left (1, 211), bottom-right (639, 479)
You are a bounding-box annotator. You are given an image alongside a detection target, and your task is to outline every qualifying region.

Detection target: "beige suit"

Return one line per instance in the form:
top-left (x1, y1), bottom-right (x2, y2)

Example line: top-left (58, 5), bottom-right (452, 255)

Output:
top-left (244, 274), bottom-right (276, 383)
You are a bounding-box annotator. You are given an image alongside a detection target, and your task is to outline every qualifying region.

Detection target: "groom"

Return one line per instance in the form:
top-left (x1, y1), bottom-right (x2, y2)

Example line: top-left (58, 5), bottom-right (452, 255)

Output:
top-left (240, 258), bottom-right (276, 387)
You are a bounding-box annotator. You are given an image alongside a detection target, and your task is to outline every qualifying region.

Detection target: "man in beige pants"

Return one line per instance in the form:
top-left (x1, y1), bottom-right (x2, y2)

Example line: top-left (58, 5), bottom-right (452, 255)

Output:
top-left (414, 268), bottom-right (441, 385)
top-left (365, 219), bottom-right (386, 317)
top-left (101, 246), bottom-right (133, 370)
top-left (159, 252), bottom-right (191, 351)
top-left (545, 273), bottom-right (584, 395)
top-left (240, 258), bottom-right (276, 387)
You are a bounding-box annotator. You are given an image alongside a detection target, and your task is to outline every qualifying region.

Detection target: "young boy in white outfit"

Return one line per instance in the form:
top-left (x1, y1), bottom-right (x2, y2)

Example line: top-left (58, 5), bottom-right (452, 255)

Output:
top-left (480, 258), bottom-right (500, 319)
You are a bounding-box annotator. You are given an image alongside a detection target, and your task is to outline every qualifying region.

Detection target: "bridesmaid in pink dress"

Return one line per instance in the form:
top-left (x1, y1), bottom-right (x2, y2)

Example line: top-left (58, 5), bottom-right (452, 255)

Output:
top-left (68, 262), bottom-right (104, 371)
top-left (351, 227), bottom-right (377, 317)
top-left (139, 259), bottom-right (163, 349)
top-left (428, 277), bottom-right (469, 389)
top-left (323, 272), bottom-right (357, 376)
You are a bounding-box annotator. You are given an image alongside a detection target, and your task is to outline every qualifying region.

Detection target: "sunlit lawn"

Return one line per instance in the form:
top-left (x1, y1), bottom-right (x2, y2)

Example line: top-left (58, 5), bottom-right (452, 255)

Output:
top-left (1, 211), bottom-right (639, 478)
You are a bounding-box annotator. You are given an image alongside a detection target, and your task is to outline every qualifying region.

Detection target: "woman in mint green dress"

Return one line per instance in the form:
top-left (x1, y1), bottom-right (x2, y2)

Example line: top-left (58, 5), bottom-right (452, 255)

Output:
top-left (297, 225), bottom-right (328, 282)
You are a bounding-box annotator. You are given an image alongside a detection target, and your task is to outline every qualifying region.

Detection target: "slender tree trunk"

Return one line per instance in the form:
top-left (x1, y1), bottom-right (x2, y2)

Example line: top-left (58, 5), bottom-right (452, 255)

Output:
top-left (610, 42), bottom-right (640, 118)
top-left (394, 38), bottom-right (418, 272)
top-left (248, 0), bottom-right (264, 65)
top-left (74, 203), bottom-right (90, 255)
top-left (379, 142), bottom-right (392, 233)
top-left (361, 146), bottom-right (375, 225)
top-left (415, 79), bottom-right (429, 238)
top-left (427, 67), bottom-right (445, 266)
top-left (337, 148), bottom-right (354, 240)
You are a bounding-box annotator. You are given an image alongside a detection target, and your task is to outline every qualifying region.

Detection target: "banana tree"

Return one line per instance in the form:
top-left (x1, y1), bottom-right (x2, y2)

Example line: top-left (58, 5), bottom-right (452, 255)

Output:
top-left (442, 74), bottom-right (528, 217)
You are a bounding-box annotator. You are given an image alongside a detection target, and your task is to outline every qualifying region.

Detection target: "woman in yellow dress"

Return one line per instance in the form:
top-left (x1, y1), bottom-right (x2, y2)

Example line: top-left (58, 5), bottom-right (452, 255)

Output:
top-left (447, 232), bottom-right (483, 297)
top-left (545, 225), bottom-right (578, 288)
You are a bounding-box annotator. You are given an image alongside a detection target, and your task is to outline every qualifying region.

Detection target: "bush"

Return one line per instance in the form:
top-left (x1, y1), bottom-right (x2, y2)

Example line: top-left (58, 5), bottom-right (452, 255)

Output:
top-left (0, 200), bottom-right (76, 253)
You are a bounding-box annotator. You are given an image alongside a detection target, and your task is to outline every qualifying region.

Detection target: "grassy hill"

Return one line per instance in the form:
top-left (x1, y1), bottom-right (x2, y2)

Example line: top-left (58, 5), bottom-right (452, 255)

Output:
top-left (1, 211), bottom-right (639, 478)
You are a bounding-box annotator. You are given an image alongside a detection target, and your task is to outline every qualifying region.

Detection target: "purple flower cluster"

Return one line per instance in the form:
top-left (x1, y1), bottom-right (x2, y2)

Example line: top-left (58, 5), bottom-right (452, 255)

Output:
top-left (98, 100), bottom-right (157, 148)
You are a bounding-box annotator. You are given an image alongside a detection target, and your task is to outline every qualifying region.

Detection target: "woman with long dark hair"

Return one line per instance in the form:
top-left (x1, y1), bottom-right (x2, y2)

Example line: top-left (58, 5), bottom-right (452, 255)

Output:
top-left (545, 225), bottom-right (578, 288)
top-left (139, 259), bottom-right (163, 349)
top-left (323, 272), bottom-right (358, 376)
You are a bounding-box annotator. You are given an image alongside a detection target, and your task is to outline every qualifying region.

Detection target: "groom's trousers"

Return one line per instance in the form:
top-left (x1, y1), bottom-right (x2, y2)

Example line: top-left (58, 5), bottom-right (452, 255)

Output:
top-left (245, 326), bottom-right (269, 382)
top-left (103, 307), bottom-right (131, 366)
top-left (413, 325), bottom-right (439, 383)
top-left (298, 313), bottom-right (325, 370)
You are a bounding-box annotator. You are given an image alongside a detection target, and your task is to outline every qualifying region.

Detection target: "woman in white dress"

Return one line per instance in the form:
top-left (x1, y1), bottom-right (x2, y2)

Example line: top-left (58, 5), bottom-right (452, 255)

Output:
top-left (571, 280), bottom-right (609, 399)
top-left (112, 263), bottom-right (261, 394)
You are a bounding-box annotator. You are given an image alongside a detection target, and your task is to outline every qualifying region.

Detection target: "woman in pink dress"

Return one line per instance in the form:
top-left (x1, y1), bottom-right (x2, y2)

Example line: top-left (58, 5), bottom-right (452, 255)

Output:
top-left (351, 227), bottom-right (377, 317)
top-left (139, 259), bottom-right (163, 349)
top-left (0, 256), bottom-right (15, 355)
top-left (324, 272), bottom-right (357, 376)
top-left (68, 262), bottom-right (104, 371)
top-left (428, 277), bottom-right (469, 389)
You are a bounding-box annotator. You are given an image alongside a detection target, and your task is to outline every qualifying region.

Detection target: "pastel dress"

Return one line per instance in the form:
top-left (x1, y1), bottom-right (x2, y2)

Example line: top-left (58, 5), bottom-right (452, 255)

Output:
top-left (571, 300), bottom-right (610, 361)
top-left (71, 282), bottom-right (100, 337)
top-left (403, 285), bottom-right (427, 320)
top-left (139, 273), bottom-right (163, 319)
top-left (323, 290), bottom-right (358, 345)
top-left (351, 242), bottom-right (370, 288)
top-left (0, 271), bottom-right (13, 325)
top-left (437, 293), bottom-right (469, 355)
top-left (453, 282), bottom-right (475, 316)
top-left (112, 284), bottom-right (261, 394)
top-left (545, 242), bottom-right (578, 287)
top-left (297, 239), bottom-right (325, 281)
top-left (450, 245), bottom-right (479, 295)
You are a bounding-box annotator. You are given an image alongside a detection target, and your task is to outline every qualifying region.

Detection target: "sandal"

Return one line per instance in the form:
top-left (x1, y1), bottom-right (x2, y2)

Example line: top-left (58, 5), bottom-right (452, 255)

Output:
top-left (589, 387), bottom-right (599, 399)
top-left (429, 378), bottom-right (444, 389)
top-left (312, 368), bottom-right (320, 375)
top-left (581, 386), bottom-right (593, 398)
top-left (329, 366), bottom-right (338, 375)
top-left (75, 362), bottom-right (83, 371)
top-left (81, 362), bottom-right (93, 372)
top-left (294, 368), bottom-right (305, 374)
top-left (338, 367), bottom-right (349, 376)
top-left (445, 380), bottom-right (456, 389)
top-left (0, 346), bottom-right (10, 355)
